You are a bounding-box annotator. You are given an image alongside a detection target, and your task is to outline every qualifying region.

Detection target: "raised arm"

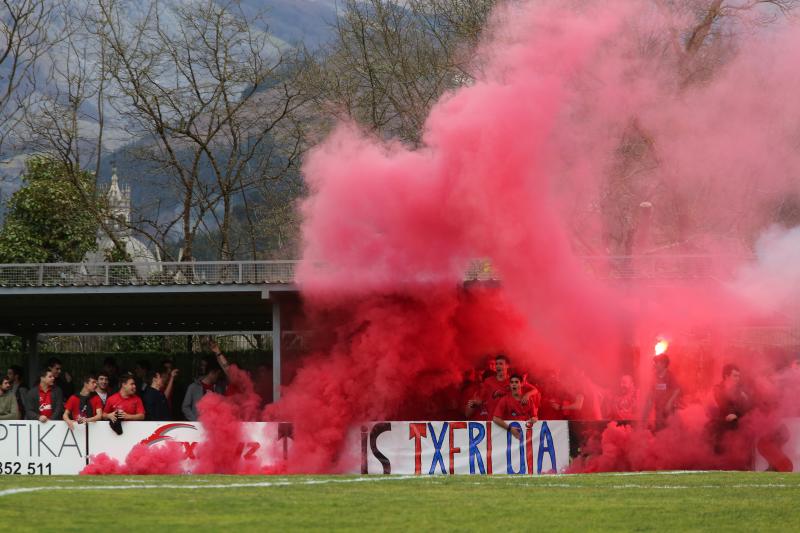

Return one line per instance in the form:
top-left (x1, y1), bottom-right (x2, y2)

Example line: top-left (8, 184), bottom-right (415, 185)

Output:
top-left (164, 368), bottom-right (179, 401)
top-left (209, 339), bottom-right (231, 377)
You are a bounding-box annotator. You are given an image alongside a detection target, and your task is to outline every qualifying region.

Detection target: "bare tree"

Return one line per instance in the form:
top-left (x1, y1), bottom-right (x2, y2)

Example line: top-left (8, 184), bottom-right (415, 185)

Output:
top-left (20, 2), bottom-right (133, 259)
top-left (0, 0), bottom-right (56, 156)
top-left (304, 0), bottom-right (494, 146)
top-left (94, 0), bottom-right (307, 260)
top-left (598, 0), bottom-right (800, 256)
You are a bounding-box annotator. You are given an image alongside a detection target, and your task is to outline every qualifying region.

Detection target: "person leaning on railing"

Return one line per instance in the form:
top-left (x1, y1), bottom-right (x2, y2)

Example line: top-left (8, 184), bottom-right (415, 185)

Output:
top-left (62, 373), bottom-right (104, 430)
top-left (103, 373), bottom-right (145, 434)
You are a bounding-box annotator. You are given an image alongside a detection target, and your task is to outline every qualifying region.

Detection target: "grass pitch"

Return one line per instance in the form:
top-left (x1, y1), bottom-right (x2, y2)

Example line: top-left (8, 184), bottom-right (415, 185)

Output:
top-left (1, 472), bottom-right (798, 531)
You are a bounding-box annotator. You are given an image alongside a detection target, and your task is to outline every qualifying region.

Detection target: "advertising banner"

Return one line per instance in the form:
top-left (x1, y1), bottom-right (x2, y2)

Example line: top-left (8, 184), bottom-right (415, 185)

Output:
top-left (1, 419), bottom-right (565, 475)
top-left (754, 418), bottom-right (800, 472)
top-left (356, 420), bottom-right (570, 475)
top-left (89, 421), bottom-right (290, 470)
top-left (0, 421), bottom-right (88, 475)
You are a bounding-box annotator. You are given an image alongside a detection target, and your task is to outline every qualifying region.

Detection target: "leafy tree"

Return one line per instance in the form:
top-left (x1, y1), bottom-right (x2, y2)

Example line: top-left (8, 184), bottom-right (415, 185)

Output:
top-left (0, 156), bottom-right (99, 263)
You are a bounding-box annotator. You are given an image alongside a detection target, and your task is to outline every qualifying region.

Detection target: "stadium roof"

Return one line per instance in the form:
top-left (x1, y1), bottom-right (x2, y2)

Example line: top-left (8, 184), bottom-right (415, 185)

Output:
top-left (0, 261), bottom-right (299, 336)
top-left (0, 285), bottom-right (298, 336)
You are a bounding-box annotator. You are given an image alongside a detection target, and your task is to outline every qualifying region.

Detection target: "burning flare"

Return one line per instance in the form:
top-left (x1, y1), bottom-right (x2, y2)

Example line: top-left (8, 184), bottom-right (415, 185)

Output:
top-left (654, 338), bottom-right (669, 356)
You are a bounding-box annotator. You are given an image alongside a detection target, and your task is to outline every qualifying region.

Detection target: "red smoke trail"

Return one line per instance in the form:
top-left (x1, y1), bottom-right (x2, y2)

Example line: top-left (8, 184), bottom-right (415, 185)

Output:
top-left (83, 365), bottom-right (273, 475)
top-left (193, 365), bottom-right (277, 474)
top-left (270, 1), bottom-right (800, 473)
top-left (81, 442), bottom-right (184, 475)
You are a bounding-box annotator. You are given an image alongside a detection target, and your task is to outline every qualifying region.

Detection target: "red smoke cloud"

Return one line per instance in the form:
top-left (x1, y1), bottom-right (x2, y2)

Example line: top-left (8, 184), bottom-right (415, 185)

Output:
top-left (271, 1), bottom-right (800, 473)
top-left (81, 442), bottom-right (184, 475)
top-left (84, 1), bottom-right (800, 474)
top-left (193, 366), bottom-right (273, 475)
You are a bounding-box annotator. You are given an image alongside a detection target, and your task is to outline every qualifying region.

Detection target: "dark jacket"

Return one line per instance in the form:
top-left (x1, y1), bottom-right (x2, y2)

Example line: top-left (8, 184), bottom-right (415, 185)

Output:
top-left (25, 386), bottom-right (64, 420)
top-left (142, 387), bottom-right (170, 421)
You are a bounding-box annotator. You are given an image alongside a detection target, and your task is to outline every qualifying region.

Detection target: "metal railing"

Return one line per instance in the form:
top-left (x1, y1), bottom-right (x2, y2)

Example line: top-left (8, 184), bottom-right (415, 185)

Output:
top-left (465, 255), bottom-right (749, 282)
top-left (578, 255), bottom-right (748, 281)
top-left (0, 255), bottom-right (751, 288)
top-left (0, 260), bottom-right (298, 287)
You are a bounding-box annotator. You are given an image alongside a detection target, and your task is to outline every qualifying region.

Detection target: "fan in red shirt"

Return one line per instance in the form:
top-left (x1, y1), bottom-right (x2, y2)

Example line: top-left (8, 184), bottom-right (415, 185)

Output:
top-left (538, 369), bottom-right (586, 420)
top-left (63, 373), bottom-right (104, 430)
top-left (479, 353), bottom-right (519, 419)
top-left (461, 369), bottom-right (489, 420)
top-left (24, 368), bottom-right (64, 422)
top-left (103, 374), bottom-right (146, 422)
top-left (493, 374), bottom-right (538, 440)
top-left (478, 354), bottom-right (538, 420)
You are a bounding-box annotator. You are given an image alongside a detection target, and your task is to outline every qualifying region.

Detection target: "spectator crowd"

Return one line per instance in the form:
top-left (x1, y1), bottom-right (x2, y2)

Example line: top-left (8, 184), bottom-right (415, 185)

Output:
top-left (0, 340), bottom-right (236, 432)
top-left (455, 351), bottom-right (800, 446)
top-left (1, 342), bottom-right (798, 454)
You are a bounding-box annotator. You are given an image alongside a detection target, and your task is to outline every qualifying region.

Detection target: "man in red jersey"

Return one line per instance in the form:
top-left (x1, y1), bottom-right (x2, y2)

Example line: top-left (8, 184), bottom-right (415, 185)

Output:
top-left (479, 354), bottom-right (512, 418)
top-left (63, 373), bottom-right (103, 430)
top-left (104, 374), bottom-right (145, 433)
top-left (493, 374), bottom-right (538, 440)
top-left (462, 368), bottom-right (489, 420)
top-left (478, 354), bottom-right (538, 419)
top-left (25, 368), bottom-right (63, 422)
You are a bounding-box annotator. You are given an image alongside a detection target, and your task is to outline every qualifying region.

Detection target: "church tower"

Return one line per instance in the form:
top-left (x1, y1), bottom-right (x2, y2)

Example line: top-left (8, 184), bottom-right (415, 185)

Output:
top-left (106, 165), bottom-right (131, 233)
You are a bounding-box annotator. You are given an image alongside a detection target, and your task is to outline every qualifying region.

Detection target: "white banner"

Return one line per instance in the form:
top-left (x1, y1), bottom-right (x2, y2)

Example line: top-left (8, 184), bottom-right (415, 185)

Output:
top-left (1, 419), bottom-right (568, 475)
top-left (754, 418), bottom-right (800, 472)
top-left (0, 421), bottom-right (88, 475)
top-left (90, 421), bottom-right (290, 471)
top-left (354, 420), bottom-right (570, 475)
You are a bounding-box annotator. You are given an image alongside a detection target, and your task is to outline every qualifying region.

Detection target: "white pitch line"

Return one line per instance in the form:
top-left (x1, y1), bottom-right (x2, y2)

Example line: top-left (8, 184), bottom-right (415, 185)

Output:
top-left (1, 476), bottom-right (797, 498)
top-left (0, 475), bottom-right (419, 498)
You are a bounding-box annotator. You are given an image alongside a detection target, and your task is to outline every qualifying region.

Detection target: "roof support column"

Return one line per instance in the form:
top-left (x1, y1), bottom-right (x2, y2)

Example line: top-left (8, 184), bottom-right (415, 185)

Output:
top-left (24, 333), bottom-right (40, 388)
top-left (272, 298), bottom-right (281, 403)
